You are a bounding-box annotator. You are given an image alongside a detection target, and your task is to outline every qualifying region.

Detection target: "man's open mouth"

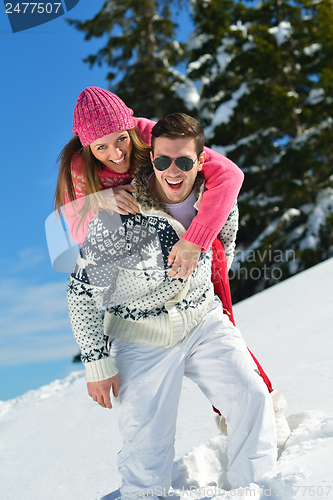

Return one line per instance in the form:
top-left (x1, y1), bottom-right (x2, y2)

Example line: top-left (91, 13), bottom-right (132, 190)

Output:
top-left (165, 179), bottom-right (184, 189)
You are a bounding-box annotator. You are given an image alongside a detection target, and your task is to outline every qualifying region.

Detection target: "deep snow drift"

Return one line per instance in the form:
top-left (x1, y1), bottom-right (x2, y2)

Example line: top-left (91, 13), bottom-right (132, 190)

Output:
top-left (1, 258), bottom-right (332, 500)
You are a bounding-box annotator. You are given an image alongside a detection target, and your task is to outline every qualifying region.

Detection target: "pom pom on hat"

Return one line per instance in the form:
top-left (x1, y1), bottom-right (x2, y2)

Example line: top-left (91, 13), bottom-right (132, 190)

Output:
top-left (72, 86), bottom-right (135, 147)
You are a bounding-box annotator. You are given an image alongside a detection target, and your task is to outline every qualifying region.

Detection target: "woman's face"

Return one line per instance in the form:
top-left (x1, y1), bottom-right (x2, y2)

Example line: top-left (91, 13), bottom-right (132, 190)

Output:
top-left (90, 130), bottom-right (133, 173)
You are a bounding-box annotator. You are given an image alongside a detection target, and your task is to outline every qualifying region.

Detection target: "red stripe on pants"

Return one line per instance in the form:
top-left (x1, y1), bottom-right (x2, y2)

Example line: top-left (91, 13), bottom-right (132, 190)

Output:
top-left (211, 237), bottom-right (273, 416)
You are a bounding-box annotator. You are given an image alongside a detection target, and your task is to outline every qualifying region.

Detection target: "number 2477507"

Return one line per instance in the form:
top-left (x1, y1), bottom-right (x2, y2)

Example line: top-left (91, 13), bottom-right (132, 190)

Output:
top-left (5, 3), bottom-right (62, 14)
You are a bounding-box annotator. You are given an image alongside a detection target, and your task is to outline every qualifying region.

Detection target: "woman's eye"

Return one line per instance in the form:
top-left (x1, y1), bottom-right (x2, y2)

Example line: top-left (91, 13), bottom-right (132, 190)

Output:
top-left (97, 145), bottom-right (106, 150)
top-left (118, 136), bottom-right (126, 143)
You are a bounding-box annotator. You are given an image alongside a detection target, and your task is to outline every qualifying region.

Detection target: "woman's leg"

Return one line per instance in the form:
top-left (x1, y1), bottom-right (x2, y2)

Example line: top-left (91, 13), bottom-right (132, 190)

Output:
top-left (211, 236), bottom-right (273, 395)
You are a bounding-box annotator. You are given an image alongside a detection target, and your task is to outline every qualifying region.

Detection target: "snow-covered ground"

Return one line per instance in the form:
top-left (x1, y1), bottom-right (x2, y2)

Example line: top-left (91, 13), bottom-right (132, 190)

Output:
top-left (1, 258), bottom-right (332, 500)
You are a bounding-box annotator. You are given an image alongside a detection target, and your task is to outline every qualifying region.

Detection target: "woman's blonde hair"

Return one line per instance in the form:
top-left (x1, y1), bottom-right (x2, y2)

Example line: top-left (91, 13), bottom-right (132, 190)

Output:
top-left (53, 126), bottom-right (151, 234)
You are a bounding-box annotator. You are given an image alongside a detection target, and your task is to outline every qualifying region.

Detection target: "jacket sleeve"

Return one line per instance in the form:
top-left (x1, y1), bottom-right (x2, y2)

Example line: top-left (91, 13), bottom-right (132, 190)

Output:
top-left (67, 275), bottom-right (118, 382)
top-left (63, 155), bottom-right (96, 246)
top-left (219, 202), bottom-right (239, 270)
top-left (182, 148), bottom-right (244, 251)
top-left (63, 197), bottom-right (95, 247)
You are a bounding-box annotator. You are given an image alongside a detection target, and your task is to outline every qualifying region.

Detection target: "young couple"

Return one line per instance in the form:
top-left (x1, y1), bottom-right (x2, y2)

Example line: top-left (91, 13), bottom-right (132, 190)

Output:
top-left (55, 87), bottom-right (290, 496)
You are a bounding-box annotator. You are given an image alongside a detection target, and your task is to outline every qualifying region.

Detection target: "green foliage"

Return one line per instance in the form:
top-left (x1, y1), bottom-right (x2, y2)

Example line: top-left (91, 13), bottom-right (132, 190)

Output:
top-left (67, 0), bottom-right (189, 117)
top-left (69, 0), bottom-right (333, 303)
top-left (189, 0), bottom-right (333, 302)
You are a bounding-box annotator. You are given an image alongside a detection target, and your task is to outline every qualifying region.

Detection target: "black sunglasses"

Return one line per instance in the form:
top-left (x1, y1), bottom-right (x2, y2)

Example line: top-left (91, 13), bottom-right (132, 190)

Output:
top-left (153, 156), bottom-right (199, 172)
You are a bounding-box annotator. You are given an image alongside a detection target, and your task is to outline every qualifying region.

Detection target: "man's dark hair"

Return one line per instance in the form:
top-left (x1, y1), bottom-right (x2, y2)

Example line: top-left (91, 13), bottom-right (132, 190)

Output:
top-left (151, 113), bottom-right (205, 157)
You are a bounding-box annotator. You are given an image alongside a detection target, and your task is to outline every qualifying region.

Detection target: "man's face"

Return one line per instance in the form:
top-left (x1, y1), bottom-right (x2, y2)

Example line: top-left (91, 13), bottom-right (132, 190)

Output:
top-left (150, 137), bottom-right (205, 205)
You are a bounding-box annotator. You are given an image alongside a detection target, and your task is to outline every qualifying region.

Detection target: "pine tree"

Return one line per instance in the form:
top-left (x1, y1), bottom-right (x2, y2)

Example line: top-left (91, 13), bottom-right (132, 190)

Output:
top-left (189, 0), bottom-right (333, 302)
top-left (68, 0), bottom-right (190, 118)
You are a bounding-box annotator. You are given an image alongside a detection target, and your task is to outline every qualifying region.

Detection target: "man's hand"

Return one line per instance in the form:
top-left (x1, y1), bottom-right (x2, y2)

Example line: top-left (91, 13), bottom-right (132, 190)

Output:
top-left (103, 185), bottom-right (140, 215)
top-left (167, 239), bottom-right (202, 279)
top-left (87, 375), bottom-right (119, 409)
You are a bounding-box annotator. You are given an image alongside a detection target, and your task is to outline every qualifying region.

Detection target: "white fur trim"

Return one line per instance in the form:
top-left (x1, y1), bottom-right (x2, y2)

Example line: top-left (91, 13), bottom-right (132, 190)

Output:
top-left (275, 412), bottom-right (291, 448)
top-left (215, 414), bottom-right (228, 436)
top-left (271, 389), bottom-right (288, 413)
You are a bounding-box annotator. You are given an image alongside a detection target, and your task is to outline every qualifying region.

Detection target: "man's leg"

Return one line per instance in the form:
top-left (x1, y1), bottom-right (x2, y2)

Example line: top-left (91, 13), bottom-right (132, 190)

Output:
top-left (111, 339), bottom-right (185, 500)
top-left (182, 299), bottom-right (277, 489)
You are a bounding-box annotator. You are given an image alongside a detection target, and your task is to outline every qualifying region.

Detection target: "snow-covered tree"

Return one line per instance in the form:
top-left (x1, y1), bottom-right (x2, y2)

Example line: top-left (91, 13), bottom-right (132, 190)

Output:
top-left (189, 0), bottom-right (333, 302)
top-left (68, 0), bottom-right (190, 118)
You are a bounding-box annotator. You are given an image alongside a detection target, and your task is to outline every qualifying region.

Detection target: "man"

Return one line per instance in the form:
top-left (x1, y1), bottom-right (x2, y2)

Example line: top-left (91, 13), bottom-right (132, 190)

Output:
top-left (67, 113), bottom-right (277, 497)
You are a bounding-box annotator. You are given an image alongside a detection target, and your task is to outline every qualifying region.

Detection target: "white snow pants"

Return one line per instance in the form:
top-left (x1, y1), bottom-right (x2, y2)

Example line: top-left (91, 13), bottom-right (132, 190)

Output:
top-left (111, 299), bottom-right (277, 497)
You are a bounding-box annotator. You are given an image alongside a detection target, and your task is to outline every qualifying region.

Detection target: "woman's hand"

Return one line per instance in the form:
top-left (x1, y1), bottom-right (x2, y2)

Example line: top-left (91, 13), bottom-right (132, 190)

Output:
top-left (103, 184), bottom-right (140, 215)
top-left (87, 375), bottom-right (119, 409)
top-left (167, 239), bottom-right (202, 279)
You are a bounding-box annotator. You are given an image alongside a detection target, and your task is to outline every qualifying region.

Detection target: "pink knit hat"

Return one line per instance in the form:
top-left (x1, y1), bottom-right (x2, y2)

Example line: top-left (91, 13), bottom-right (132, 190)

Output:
top-left (72, 86), bottom-right (135, 146)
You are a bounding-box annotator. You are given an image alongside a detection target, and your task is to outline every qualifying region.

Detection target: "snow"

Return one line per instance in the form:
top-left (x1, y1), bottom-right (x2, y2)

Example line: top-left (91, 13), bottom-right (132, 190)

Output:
top-left (187, 32), bottom-right (211, 51)
top-left (269, 22), bottom-right (293, 46)
top-left (292, 118), bottom-right (333, 150)
top-left (300, 188), bottom-right (333, 250)
top-left (188, 54), bottom-right (212, 72)
top-left (211, 132), bottom-right (263, 159)
top-left (292, 128), bottom-right (317, 149)
top-left (173, 79), bottom-right (200, 110)
top-left (205, 83), bottom-right (250, 137)
top-left (216, 46), bottom-right (233, 73)
top-left (234, 208), bottom-right (301, 261)
top-left (210, 144), bottom-right (233, 158)
top-left (242, 166), bottom-right (261, 174)
top-left (230, 21), bottom-right (248, 38)
top-left (216, 39), bottom-right (235, 72)
top-left (304, 44), bottom-right (322, 57)
top-left (305, 88), bottom-right (325, 106)
top-left (248, 194), bottom-right (283, 208)
top-left (287, 91), bottom-right (299, 99)
top-left (188, 38), bottom-right (235, 75)
top-left (243, 41), bottom-right (256, 52)
top-left (1, 258), bottom-right (333, 500)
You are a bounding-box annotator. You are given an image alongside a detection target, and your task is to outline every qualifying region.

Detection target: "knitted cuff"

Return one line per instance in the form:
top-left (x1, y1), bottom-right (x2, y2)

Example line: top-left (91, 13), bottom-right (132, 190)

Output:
top-left (182, 222), bottom-right (216, 252)
top-left (84, 357), bottom-right (118, 383)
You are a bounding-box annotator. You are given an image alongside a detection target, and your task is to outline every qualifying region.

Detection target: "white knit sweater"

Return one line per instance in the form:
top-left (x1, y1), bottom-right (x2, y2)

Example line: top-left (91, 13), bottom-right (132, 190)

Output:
top-left (67, 181), bottom-right (238, 382)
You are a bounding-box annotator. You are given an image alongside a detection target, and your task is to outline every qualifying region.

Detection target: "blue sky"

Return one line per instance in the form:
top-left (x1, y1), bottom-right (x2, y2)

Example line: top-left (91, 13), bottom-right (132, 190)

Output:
top-left (0, 0), bottom-right (193, 400)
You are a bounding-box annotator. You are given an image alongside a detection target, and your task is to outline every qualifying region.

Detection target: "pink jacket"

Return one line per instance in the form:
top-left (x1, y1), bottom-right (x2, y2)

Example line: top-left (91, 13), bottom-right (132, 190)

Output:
top-left (64, 117), bottom-right (244, 251)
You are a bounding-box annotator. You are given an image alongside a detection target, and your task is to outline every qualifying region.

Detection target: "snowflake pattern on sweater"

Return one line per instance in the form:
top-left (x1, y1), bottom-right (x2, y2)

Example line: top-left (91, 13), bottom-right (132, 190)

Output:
top-left (67, 279), bottom-right (109, 364)
top-left (67, 207), bottom-right (214, 369)
top-left (70, 207), bottom-right (212, 308)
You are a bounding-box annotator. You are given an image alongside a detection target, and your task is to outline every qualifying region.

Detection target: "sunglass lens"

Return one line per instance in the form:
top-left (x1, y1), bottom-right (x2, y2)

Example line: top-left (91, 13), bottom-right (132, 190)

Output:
top-left (153, 157), bottom-right (171, 171)
top-left (175, 157), bottom-right (194, 171)
top-left (153, 157), bottom-right (195, 171)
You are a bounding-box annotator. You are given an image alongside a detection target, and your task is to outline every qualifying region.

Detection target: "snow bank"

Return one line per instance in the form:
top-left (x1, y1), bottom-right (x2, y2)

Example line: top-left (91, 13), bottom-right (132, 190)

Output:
top-left (1, 258), bottom-right (333, 500)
